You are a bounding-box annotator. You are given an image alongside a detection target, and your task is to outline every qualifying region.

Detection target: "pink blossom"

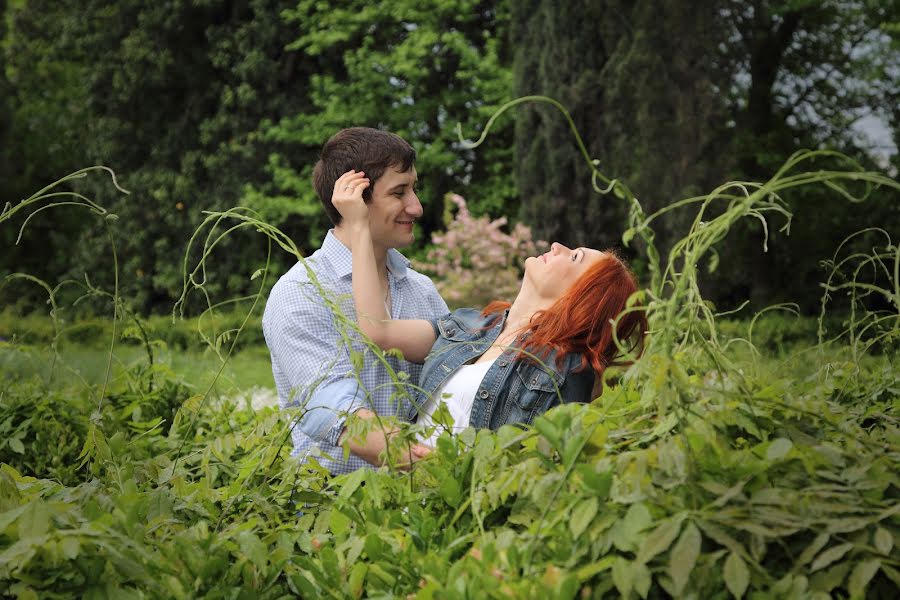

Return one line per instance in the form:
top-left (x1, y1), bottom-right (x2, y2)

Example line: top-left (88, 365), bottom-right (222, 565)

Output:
top-left (413, 193), bottom-right (548, 309)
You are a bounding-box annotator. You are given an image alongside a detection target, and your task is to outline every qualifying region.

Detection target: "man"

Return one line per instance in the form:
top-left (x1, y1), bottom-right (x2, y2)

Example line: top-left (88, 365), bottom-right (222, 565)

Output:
top-left (262, 127), bottom-right (448, 475)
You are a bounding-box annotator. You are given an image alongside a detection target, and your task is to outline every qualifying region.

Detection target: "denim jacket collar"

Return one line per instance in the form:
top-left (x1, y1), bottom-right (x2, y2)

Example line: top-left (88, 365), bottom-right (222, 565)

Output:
top-left (432, 308), bottom-right (573, 383)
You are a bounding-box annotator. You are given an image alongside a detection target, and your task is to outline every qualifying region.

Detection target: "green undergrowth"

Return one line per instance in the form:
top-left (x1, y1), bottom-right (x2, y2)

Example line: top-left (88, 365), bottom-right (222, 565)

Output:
top-left (2, 103), bottom-right (899, 598)
top-left (0, 337), bottom-right (897, 598)
top-left (0, 340), bottom-right (273, 394)
top-left (0, 308), bottom-right (265, 352)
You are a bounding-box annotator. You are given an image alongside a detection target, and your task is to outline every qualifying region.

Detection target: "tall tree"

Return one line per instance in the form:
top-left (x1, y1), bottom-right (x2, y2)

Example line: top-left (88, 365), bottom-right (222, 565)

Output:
top-left (249, 0), bottom-right (514, 249)
top-left (709, 0), bottom-right (900, 310)
top-left (512, 0), bottom-right (899, 312)
top-left (2, 0), bottom-right (515, 314)
top-left (1, 0), bottom-right (95, 312)
top-left (3, 0), bottom-right (316, 313)
top-left (512, 0), bottom-right (729, 255)
top-left (0, 0), bottom-right (10, 194)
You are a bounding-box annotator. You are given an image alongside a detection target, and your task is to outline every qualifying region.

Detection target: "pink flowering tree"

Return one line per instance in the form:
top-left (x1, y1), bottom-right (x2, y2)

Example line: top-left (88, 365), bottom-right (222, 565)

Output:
top-left (414, 194), bottom-right (547, 309)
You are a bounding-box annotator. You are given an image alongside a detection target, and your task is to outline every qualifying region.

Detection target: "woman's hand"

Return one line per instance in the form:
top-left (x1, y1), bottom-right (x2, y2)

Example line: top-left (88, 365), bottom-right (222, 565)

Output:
top-left (332, 169), bottom-right (370, 227)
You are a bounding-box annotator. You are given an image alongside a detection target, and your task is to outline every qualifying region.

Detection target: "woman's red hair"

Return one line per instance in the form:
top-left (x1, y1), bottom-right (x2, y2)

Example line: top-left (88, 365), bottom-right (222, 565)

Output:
top-left (482, 250), bottom-right (647, 391)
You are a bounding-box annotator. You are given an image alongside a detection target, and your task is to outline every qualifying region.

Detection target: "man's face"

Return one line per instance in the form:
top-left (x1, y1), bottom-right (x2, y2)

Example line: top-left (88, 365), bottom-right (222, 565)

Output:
top-left (367, 165), bottom-right (422, 251)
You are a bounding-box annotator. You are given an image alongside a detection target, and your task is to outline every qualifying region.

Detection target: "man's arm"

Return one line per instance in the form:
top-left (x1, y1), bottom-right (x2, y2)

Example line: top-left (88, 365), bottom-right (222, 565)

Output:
top-left (332, 170), bottom-right (437, 363)
top-left (264, 277), bottom-right (370, 446)
top-left (264, 276), bottom-right (429, 466)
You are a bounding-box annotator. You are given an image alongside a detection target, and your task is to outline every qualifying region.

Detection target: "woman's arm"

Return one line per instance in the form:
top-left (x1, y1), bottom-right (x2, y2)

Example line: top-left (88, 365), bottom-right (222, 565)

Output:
top-left (332, 170), bottom-right (437, 363)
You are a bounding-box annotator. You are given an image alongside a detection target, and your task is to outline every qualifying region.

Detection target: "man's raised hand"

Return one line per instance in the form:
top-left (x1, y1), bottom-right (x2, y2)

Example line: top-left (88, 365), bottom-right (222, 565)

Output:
top-left (332, 169), bottom-right (370, 225)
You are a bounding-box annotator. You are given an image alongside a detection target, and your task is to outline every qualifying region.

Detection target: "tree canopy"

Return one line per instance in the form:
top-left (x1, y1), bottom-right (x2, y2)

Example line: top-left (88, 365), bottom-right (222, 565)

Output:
top-left (1, 0), bottom-right (897, 314)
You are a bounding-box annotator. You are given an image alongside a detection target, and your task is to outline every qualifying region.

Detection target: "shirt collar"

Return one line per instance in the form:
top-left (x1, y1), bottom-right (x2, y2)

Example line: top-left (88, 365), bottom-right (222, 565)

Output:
top-left (322, 229), bottom-right (410, 281)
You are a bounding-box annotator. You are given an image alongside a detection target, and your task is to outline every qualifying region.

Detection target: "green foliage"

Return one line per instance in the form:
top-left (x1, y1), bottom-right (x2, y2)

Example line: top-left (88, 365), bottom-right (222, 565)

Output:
top-left (252, 0), bottom-right (515, 243)
top-left (3, 103), bottom-right (900, 597)
top-left (0, 309), bottom-right (265, 352)
top-left (1, 0), bottom-right (515, 315)
top-left (511, 0), bottom-right (900, 312)
top-left (413, 193), bottom-right (547, 308)
top-left (2, 0), bottom-right (316, 312)
top-left (1, 341), bottom-right (898, 597)
top-left (4, 0), bottom-right (897, 317)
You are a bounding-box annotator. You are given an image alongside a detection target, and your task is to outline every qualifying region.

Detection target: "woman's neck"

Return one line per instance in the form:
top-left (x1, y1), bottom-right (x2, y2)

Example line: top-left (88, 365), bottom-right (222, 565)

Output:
top-left (504, 286), bottom-right (554, 338)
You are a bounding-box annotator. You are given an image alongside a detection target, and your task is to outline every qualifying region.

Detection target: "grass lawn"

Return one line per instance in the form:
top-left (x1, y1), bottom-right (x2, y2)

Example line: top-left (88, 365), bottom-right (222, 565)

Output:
top-left (0, 339), bottom-right (275, 400)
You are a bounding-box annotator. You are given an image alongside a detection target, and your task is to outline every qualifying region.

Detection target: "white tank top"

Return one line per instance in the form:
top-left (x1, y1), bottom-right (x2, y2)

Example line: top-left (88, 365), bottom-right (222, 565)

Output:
top-left (417, 358), bottom-right (496, 447)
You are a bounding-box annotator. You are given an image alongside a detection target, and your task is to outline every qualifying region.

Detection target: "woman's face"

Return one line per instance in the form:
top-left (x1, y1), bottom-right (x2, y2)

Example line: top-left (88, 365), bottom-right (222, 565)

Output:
top-left (525, 242), bottom-right (606, 299)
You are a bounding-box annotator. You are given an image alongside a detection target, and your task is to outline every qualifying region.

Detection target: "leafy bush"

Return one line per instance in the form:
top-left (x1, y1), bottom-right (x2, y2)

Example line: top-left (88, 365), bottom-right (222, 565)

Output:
top-left (0, 347), bottom-right (898, 598)
top-left (0, 308), bottom-right (263, 352)
top-left (716, 311), bottom-right (845, 354)
top-left (2, 105), bottom-right (899, 598)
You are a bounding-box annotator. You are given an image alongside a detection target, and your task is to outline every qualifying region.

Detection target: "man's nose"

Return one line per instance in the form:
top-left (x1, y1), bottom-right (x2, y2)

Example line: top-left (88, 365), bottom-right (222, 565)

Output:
top-left (405, 193), bottom-right (424, 218)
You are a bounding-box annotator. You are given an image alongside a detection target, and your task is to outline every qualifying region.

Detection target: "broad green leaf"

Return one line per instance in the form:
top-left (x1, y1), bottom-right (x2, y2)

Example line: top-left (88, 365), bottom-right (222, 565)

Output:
top-left (586, 424), bottom-right (608, 450)
top-left (338, 469), bottom-right (367, 500)
top-left (623, 503), bottom-right (653, 540)
top-left (810, 560), bottom-right (852, 593)
top-left (0, 504), bottom-right (28, 535)
top-left (320, 546), bottom-right (341, 581)
top-left (766, 438), bottom-right (793, 461)
top-left (723, 551), bottom-right (749, 598)
top-left (575, 465), bottom-right (612, 499)
top-left (612, 557), bottom-right (634, 597)
top-left (633, 561), bottom-right (652, 599)
top-left (873, 527), bottom-right (892, 555)
top-left (669, 522), bottom-right (702, 595)
top-left (237, 531), bottom-right (268, 570)
top-left (329, 508), bottom-right (351, 537)
top-left (364, 533), bottom-right (384, 561)
top-left (810, 542), bottom-right (853, 572)
top-left (569, 497), bottom-right (599, 538)
top-left (797, 533), bottom-right (830, 566)
top-left (18, 499), bottom-right (50, 539)
top-left (368, 563), bottom-right (396, 586)
top-left (348, 562), bottom-right (367, 598)
top-left (60, 537), bottom-right (80, 560)
top-left (440, 476), bottom-right (462, 508)
top-left (847, 559), bottom-right (880, 597)
top-left (289, 573), bottom-right (319, 598)
top-left (8, 438), bottom-right (24, 454)
top-left (637, 514), bottom-right (685, 564)
top-left (533, 417), bottom-right (561, 446)
top-left (697, 520), bottom-right (746, 559)
top-left (826, 517), bottom-right (869, 534)
top-left (345, 535), bottom-right (365, 565)
top-left (709, 479), bottom-right (747, 508)
top-left (473, 434), bottom-right (495, 462)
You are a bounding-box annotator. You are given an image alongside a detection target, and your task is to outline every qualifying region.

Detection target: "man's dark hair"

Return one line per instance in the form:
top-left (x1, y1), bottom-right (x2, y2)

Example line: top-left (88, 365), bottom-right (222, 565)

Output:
top-left (313, 127), bottom-right (416, 225)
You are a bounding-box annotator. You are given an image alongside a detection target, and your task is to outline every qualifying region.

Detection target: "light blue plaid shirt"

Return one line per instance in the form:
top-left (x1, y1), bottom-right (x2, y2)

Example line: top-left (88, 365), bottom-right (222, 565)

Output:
top-left (262, 230), bottom-right (448, 475)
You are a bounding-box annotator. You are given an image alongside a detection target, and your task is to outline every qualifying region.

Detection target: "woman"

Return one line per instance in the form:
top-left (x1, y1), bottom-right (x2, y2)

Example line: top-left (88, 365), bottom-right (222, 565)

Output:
top-left (333, 169), bottom-right (646, 448)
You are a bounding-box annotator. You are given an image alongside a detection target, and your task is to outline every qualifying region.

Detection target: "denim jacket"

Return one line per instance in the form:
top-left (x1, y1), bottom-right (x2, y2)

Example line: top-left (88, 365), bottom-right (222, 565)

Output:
top-left (410, 308), bottom-right (594, 429)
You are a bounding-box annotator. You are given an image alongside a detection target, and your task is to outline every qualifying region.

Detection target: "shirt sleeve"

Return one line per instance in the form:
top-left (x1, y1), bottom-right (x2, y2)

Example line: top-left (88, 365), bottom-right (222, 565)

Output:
top-left (410, 270), bottom-right (450, 335)
top-left (298, 378), bottom-right (370, 445)
top-left (426, 278), bottom-right (450, 317)
top-left (263, 278), bottom-right (370, 443)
